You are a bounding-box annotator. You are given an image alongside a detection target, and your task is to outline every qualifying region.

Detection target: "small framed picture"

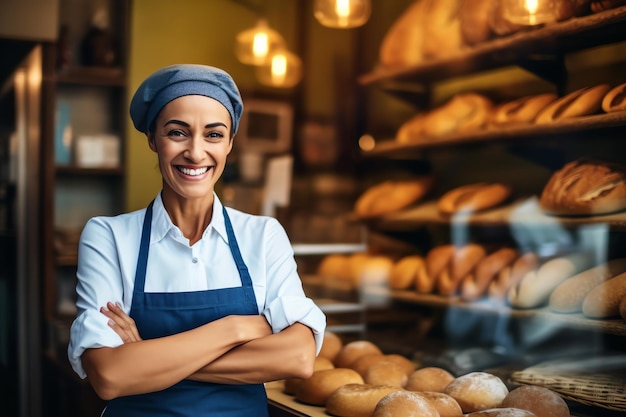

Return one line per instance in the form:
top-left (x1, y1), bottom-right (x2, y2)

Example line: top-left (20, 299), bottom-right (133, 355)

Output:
top-left (236, 99), bottom-right (293, 154)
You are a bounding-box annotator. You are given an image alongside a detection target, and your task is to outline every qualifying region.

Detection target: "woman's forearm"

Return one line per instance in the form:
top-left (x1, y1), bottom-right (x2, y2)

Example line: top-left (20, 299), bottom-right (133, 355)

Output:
top-left (188, 323), bottom-right (317, 384)
top-left (82, 315), bottom-right (270, 400)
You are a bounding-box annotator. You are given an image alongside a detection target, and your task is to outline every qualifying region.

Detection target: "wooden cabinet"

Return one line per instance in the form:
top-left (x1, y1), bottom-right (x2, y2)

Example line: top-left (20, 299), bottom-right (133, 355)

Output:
top-left (40, 1), bottom-right (130, 415)
top-left (350, 5), bottom-right (626, 416)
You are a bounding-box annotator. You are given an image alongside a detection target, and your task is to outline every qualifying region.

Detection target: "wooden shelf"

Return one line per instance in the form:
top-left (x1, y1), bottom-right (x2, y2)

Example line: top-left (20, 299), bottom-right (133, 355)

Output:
top-left (356, 197), bottom-right (626, 232)
top-left (359, 6), bottom-right (626, 87)
top-left (55, 66), bottom-right (126, 87)
top-left (364, 287), bottom-right (626, 337)
top-left (362, 111), bottom-right (626, 157)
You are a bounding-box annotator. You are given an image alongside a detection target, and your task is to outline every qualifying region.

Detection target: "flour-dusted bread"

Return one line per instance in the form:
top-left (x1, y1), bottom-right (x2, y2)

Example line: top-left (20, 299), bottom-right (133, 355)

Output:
top-left (444, 372), bottom-right (509, 413)
top-left (405, 366), bottom-right (456, 392)
top-left (372, 390), bottom-right (440, 417)
top-left (501, 385), bottom-right (570, 417)
top-left (325, 383), bottom-right (403, 417)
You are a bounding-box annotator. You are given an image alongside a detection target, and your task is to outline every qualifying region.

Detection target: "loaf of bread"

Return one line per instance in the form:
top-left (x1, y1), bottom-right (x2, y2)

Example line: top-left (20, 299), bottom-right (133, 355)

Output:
top-left (438, 244), bottom-right (486, 296)
top-left (421, 244), bottom-right (454, 293)
top-left (421, 0), bottom-right (465, 60)
top-left (508, 253), bottom-right (593, 309)
top-left (390, 255), bottom-right (425, 290)
top-left (501, 385), bottom-right (570, 417)
top-left (334, 340), bottom-right (383, 368)
top-left (294, 368), bottom-right (364, 405)
top-left (419, 391), bottom-right (463, 417)
top-left (488, 252), bottom-right (539, 301)
top-left (459, 0), bottom-right (493, 45)
top-left (549, 258), bottom-right (626, 313)
top-left (438, 183), bottom-right (511, 215)
top-left (319, 331), bottom-right (343, 362)
top-left (465, 409), bottom-right (537, 417)
top-left (405, 366), bottom-right (456, 392)
top-left (423, 93), bottom-right (494, 138)
top-left (462, 248), bottom-right (518, 301)
top-left (444, 372), bottom-right (509, 413)
top-left (355, 178), bottom-right (433, 218)
top-left (535, 84), bottom-right (612, 124)
top-left (372, 390), bottom-right (440, 417)
top-left (283, 356), bottom-right (334, 395)
top-left (364, 360), bottom-right (409, 387)
top-left (602, 82), bottom-right (626, 113)
top-left (490, 93), bottom-right (558, 126)
top-left (325, 383), bottom-right (403, 417)
top-left (379, 0), bottom-right (428, 69)
top-left (582, 271), bottom-right (626, 318)
top-left (539, 158), bottom-right (626, 216)
top-left (351, 353), bottom-right (386, 376)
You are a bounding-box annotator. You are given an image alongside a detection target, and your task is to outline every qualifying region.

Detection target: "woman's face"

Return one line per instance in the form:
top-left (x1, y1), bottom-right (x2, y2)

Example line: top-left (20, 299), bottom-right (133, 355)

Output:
top-left (148, 95), bottom-right (233, 201)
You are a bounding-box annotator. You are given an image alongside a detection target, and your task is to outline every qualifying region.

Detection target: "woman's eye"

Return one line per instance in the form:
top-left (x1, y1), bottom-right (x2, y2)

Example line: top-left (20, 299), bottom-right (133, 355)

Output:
top-left (207, 131), bottom-right (225, 139)
top-left (167, 129), bottom-right (186, 138)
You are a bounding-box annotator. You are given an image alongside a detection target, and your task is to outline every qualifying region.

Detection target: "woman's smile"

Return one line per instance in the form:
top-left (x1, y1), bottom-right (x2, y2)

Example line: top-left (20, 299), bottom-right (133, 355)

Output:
top-left (176, 165), bottom-right (211, 178)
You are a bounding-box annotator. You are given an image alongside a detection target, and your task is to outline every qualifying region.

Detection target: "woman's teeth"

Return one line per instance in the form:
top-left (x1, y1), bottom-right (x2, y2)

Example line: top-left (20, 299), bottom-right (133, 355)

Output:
top-left (178, 166), bottom-right (209, 176)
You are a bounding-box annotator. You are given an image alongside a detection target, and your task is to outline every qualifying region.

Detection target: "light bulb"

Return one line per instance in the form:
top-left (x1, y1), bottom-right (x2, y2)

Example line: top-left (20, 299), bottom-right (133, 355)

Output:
top-left (314, 0), bottom-right (371, 29)
top-left (256, 49), bottom-right (302, 88)
top-left (235, 19), bottom-right (286, 65)
top-left (502, 0), bottom-right (560, 26)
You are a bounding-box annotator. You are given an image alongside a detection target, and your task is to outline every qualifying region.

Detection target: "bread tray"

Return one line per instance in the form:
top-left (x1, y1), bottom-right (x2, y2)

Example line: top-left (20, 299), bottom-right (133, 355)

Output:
top-left (510, 355), bottom-right (626, 412)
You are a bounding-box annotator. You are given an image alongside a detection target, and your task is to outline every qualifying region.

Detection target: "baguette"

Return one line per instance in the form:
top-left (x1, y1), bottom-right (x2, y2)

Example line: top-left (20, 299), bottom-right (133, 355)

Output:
top-left (582, 271), bottom-right (626, 318)
top-left (535, 84), bottom-right (612, 124)
top-left (438, 182), bottom-right (511, 215)
top-left (508, 253), bottom-right (593, 308)
top-left (438, 244), bottom-right (486, 296)
top-left (390, 255), bottom-right (425, 290)
top-left (601, 82), bottom-right (626, 113)
top-left (423, 244), bottom-right (455, 293)
top-left (549, 258), bottom-right (626, 313)
top-left (355, 178), bottom-right (433, 218)
top-left (462, 248), bottom-right (518, 301)
top-left (490, 93), bottom-right (558, 126)
top-left (488, 252), bottom-right (539, 301)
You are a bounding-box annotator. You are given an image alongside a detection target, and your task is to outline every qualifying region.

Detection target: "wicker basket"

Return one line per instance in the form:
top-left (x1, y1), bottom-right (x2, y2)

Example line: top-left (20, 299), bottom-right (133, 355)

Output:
top-left (510, 356), bottom-right (626, 412)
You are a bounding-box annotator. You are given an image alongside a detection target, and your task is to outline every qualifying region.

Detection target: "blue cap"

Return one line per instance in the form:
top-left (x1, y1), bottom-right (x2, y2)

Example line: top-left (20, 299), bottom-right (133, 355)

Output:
top-left (130, 64), bottom-right (244, 135)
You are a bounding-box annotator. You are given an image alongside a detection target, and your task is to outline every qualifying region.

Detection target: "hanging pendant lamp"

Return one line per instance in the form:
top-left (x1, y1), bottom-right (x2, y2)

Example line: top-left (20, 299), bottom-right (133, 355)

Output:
top-left (235, 18), bottom-right (286, 65)
top-left (313, 0), bottom-right (371, 29)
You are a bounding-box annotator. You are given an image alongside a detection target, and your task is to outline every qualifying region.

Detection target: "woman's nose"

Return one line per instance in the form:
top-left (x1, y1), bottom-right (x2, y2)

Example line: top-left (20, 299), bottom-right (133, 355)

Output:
top-left (185, 135), bottom-right (205, 161)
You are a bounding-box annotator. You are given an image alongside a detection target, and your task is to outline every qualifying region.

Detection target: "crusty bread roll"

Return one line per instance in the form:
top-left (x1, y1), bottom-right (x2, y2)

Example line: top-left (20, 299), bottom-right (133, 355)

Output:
top-left (405, 367), bottom-right (456, 392)
top-left (423, 245), bottom-right (455, 293)
top-left (372, 390), bottom-right (440, 417)
top-left (438, 183), bottom-right (511, 215)
top-left (438, 244), bottom-right (486, 296)
top-left (364, 360), bottom-right (409, 387)
top-left (459, 0), bottom-right (493, 45)
top-left (535, 84), bottom-right (612, 124)
top-left (318, 254), bottom-right (349, 281)
top-left (319, 331), bottom-right (343, 362)
top-left (334, 340), bottom-right (383, 369)
top-left (489, 252), bottom-right (539, 301)
top-left (462, 248), bottom-right (518, 302)
top-left (444, 372), bottom-right (509, 413)
top-left (602, 82), bottom-right (626, 113)
top-left (424, 93), bottom-right (494, 138)
top-left (501, 385), bottom-right (570, 417)
top-left (390, 255), bottom-right (425, 290)
top-left (620, 294), bottom-right (626, 320)
top-left (582, 271), bottom-right (626, 318)
top-left (539, 158), bottom-right (626, 216)
top-left (419, 391), bottom-right (463, 417)
top-left (490, 93), bottom-right (558, 126)
top-left (325, 383), bottom-right (403, 417)
top-left (283, 356), bottom-right (335, 395)
top-left (549, 258), bottom-right (626, 313)
top-left (379, 0), bottom-right (428, 69)
top-left (421, 0), bottom-right (465, 60)
top-left (345, 252), bottom-right (371, 287)
top-left (508, 253), bottom-right (593, 309)
top-left (359, 255), bottom-right (395, 287)
top-left (465, 409), bottom-right (537, 417)
top-left (384, 353), bottom-right (417, 376)
top-left (351, 352), bottom-right (386, 376)
top-left (294, 368), bottom-right (364, 405)
top-left (355, 178), bottom-right (433, 218)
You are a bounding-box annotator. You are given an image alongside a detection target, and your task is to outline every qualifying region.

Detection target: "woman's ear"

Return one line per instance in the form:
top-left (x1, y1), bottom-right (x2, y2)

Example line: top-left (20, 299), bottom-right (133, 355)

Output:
top-left (147, 132), bottom-right (157, 153)
top-left (227, 136), bottom-right (234, 155)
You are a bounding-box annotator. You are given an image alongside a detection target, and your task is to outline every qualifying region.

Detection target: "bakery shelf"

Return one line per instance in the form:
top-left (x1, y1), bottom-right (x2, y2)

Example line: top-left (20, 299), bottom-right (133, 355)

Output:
top-left (364, 287), bottom-right (626, 337)
top-left (359, 6), bottom-right (626, 87)
top-left (54, 66), bottom-right (126, 87)
top-left (360, 197), bottom-right (626, 232)
top-left (292, 242), bottom-right (367, 256)
top-left (361, 111), bottom-right (626, 157)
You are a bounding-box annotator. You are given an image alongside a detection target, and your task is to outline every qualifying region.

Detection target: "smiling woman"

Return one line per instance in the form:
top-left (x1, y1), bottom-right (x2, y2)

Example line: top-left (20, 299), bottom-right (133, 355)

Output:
top-left (67, 64), bottom-right (326, 417)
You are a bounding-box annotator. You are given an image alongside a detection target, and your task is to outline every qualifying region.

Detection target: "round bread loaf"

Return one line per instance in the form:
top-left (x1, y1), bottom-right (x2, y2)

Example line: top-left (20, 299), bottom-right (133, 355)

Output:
top-left (319, 331), bottom-right (344, 362)
top-left (465, 409), bottom-right (537, 417)
top-left (351, 353), bottom-right (387, 377)
top-left (325, 383), bottom-right (403, 417)
top-left (294, 368), bottom-right (364, 406)
top-left (384, 353), bottom-right (417, 376)
top-left (345, 252), bottom-right (371, 287)
top-left (372, 390), bottom-right (440, 417)
top-left (539, 158), bottom-right (626, 216)
top-left (419, 391), bottom-right (463, 417)
top-left (364, 360), bottom-right (408, 387)
top-left (444, 371), bottom-right (509, 413)
top-left (602, 82), bottom-right (626, 113)
top-left (582, 271), bottom-right (626, 318)
top-left (501, 385), bottom-right (569, 417)
top-left (459, 0), bottom-right (493, 45)
top-left (318, 254), bottom-right (349, 281)
top-left (354, 178), bottom-right (433, 218)
top-left (535, 84), bottom-right (612, 124)
top-left (334, 340), bottom-right (383, 368)
top-left (549, 258), bottom-right (626, 313)
top-left (283, 356), bottom-right (335, 395)
top-left (405, 367), bottom-right (455, 392)
top-left (379, 0), bottom-right (428, 68)
top-left (438, 183), bottom-right (511, 215)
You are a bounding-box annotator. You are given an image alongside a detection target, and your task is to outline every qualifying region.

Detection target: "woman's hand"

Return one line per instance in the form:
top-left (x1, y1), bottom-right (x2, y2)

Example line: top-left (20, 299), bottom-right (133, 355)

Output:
top-left (101, 302), bottom-right (143, 343)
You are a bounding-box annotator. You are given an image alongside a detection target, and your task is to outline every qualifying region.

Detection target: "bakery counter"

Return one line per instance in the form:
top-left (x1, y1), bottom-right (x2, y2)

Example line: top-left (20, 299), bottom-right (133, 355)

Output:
top-left (267, 381), bottom-right (327, 417)
top-left (358, 197), bottom-right (626, 231)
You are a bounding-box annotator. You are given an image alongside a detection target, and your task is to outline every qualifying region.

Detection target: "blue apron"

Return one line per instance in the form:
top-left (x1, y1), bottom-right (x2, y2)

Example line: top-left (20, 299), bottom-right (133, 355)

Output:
top-left (103, 201), bottom-right (269, 417)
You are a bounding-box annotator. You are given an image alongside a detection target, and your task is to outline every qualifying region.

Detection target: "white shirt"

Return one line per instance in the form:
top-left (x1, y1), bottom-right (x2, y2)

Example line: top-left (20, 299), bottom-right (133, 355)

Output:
top-left (68, 193), bottom-right (326, 378)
